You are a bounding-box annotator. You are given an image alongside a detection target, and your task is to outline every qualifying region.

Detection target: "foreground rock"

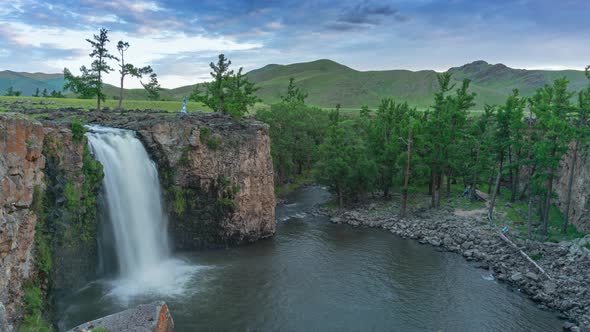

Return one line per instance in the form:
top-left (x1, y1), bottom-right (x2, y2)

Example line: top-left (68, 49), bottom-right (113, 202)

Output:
top-left (0, 114), bottom-right (45, 331)
top-left (324, 205), bottom-right (590, 330)
top-left (68, 301), bottom-right (173, 332)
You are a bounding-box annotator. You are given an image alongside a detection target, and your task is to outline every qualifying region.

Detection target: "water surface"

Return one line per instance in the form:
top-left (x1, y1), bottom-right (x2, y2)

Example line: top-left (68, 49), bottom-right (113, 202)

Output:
top-left (58, 186), bottom-right (562, 331)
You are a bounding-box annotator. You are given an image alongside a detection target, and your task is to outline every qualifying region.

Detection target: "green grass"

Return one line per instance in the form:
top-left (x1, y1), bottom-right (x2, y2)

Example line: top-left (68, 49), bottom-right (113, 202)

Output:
top-left (275, 174), bottom-right (313, 198)
top-left (0, 96), bottom-right (210, 112)
top-left (492, 188), bottom-right (585, 242)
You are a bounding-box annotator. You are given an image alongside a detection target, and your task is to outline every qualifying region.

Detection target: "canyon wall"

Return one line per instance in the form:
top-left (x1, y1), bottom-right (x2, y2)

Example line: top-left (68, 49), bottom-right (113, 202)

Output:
top-left (0, 111), bottom-right (277, 329)
top-left (103, 112), bottom-right (276, 249)
top-left (0, 114), bottom-right (45, 330)
top-left (554, 144), bottom-right (590, 232)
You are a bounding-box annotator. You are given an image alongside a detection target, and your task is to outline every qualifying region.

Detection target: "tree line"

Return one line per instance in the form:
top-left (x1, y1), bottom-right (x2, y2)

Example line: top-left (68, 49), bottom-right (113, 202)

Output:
top-left (256, 66), bottom-right (590, 239)
top-left (63, 28), bottom-right (162, 111)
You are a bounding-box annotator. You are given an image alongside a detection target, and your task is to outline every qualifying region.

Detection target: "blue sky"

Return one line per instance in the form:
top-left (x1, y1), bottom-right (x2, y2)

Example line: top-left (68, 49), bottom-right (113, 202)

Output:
top-left (0, 0), bottom-right (588, 88)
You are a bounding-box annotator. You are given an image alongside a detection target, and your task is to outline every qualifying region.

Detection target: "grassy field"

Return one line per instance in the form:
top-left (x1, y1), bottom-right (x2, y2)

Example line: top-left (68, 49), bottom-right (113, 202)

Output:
top-left (0, 96), bottom-right (211, 112)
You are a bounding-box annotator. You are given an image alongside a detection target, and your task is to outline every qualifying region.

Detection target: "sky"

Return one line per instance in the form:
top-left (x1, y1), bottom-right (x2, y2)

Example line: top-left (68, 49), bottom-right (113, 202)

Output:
top-left (0, 0), bottom-right (588, 88)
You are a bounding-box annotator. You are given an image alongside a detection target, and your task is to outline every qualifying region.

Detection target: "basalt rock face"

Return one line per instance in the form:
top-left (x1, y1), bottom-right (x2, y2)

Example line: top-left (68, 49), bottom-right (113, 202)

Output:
top-left (87, 111), bottom-right (276, 249)
top-left (42, 123), bottom-right (102, 293)
top-left (0, 114), bottom-right (45, 330)
top-left (554, 144), bottom-right (590, 233)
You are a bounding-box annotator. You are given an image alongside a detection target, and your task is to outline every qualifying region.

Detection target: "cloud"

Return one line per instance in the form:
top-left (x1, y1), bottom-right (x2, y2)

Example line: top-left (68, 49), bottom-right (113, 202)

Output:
top-left (1, 0), bottom-right (589, 89)
top-left (338, 1), bottom-right (399, 25)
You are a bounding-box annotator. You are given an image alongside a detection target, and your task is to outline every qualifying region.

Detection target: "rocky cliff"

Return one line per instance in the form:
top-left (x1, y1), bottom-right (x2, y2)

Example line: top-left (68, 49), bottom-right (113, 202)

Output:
top-left (88, 111), bottom-right (276, 249)
top-left (555, 144), bottom-right (590, 233)
top-left (42, 122), bottom-right (103, 293)
top-left (0, 114), bottom-right (45, 331)
top-left (0, 110), bottom-right (276, 329)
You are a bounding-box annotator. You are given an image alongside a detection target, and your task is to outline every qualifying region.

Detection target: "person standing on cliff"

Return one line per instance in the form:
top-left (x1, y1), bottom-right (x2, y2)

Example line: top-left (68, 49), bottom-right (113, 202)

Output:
top-left (181, 96), bottom-right (187, 114)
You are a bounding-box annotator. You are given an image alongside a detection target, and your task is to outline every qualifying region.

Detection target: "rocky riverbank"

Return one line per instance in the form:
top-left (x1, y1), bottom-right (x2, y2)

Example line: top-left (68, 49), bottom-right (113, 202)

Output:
top-left (312, 203), bottom-right (590, 331)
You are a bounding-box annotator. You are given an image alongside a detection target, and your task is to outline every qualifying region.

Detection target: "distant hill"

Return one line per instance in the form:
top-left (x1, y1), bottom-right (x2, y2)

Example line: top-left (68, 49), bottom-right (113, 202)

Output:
top-left (0, 70), bottom-right (65, 96)
top-left (2, 60), bottom-right (588, 109)
top-left (242, 59), bottom-right (588, 109)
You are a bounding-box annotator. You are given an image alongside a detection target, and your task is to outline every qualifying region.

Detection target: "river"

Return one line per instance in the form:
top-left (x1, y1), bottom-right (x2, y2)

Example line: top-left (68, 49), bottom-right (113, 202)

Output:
top-left (58, 186), bottom-right (562, 331)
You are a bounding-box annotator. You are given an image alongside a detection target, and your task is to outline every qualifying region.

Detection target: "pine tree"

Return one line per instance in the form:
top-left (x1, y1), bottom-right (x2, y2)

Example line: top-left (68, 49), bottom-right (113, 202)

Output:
top-left (529, 78), bottom-right (574, 236)
top-left (190, 54), bottom-right (258, 117)
top-left (116, 40), bottom-right (156, 108)
top-left (87, 28), bottom-right (118, 111)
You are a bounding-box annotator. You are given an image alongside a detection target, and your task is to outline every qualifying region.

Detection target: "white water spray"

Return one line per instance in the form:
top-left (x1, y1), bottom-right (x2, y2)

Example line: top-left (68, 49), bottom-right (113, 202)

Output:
top-left (86, 126), bottom-right (197, 298)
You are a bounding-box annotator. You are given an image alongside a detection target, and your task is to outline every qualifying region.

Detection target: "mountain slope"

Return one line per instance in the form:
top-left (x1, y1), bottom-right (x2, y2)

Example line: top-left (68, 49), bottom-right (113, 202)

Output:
top-left (0, 70), bottom-right (65, 96)
top-left (2, 60), bottom-right (588, 109)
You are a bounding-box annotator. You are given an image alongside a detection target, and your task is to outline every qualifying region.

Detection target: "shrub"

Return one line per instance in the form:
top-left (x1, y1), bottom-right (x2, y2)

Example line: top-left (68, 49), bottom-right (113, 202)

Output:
top-left (70, 121), bottom-right (85, 143)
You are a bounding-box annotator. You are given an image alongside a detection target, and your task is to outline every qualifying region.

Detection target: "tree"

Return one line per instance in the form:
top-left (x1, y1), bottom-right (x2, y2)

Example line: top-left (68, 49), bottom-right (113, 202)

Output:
top-left (314, 109), bottom-right (376, 207)
top-left (63, 67), bottom-right (97, 99)
top-left (41, 88), bottom-right (48, 97)
top-left (4, 86), bottom-right (22, 96)
top-left (33, 88), bottom-right (40, 97)
top-left (116, 40), bottom-right (155, 108)
top-left (256, 79), bottom-right (328, 185)
top-left (50, 90), bottom-right (65, 98)
top-left (87, 28), bottom-right (117, 111)
top-left (529, 78), bottom-right (574, 236)
top-left (399, 109), bottom-right (421, 218)
top-left (424, 73), bottom-right (475, 208)
top-left (224, 67), bottom-right (260, 117)
top-left (141, 72), bottom-right (162, 101)
top-left (281, 78), bottom-right (308, 105)
top-left (190, 54), bottom-right (259, 117)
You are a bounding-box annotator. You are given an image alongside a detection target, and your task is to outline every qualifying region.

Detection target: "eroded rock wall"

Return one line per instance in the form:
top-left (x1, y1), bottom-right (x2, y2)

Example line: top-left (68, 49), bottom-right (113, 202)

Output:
top-left (554, 143), bottom-right (590, 232)
top-left (42, 123), bottom-right (102, 293)
top-left (0, 114), bottom-right (45, 330)
top-left (90, 112), bottom-right (276, 249)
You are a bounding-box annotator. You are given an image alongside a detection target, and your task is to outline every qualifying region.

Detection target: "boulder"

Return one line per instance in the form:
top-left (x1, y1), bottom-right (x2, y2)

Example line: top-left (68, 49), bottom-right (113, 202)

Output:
top-left (68, 301), bottom-right (173, 332)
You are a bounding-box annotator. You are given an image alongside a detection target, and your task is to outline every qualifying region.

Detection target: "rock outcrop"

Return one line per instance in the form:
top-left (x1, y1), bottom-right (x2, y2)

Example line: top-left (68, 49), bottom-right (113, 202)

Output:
top-left (95, 112), bottom-right (276, 249)
top-left (0, 114), bottom-right (45, 330)
top-left (42, 122), bottom-right (103, 292)
top-left (67, 301), bottom-right (173, 332)
top-left (554, 144), bottom-right (590, 232)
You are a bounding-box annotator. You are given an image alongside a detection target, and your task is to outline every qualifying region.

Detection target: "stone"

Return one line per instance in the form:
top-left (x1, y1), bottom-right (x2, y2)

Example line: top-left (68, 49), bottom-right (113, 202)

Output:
top-left (525, 272), bottom-right (540, 282)
top-left (510, 272), bottom-right (524, 282)
top-left (67, 301), bottom-right (173, 332)
top-left (330, 217), bottom-right (342, 224)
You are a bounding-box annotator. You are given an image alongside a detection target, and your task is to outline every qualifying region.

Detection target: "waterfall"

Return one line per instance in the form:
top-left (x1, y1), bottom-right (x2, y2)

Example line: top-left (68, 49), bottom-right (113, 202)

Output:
top-left (86, 126), bottom-right (196, 298)
top-left (86, 126), bottom-right (169, 276)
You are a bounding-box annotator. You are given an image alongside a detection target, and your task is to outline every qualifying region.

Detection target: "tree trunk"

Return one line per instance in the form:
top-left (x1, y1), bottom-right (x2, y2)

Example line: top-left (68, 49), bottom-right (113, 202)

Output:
top-left (118, 74), bottom-right (125, 110)
top-left (487, 172), bottom-right (494, 194)
top-left (562, 140), bottom-right (579, 233)
top-left (542, 163), bottom-right (556, 236)
top-left (527, 191), bottom-right (533, 239)
top-left (431, 169), bottom-right (437, 208)
top-left (338, 185), bottom-right (344, 208)
top-left (436, 164), bottom-right (445, 208)
top-left (446, 172), bottom-right (451, 197)
top-left (511, 151), bottom-right (520, 202)
top-left (488, 162), bottom-right (503, 222)
top-left (470, 142), bottom-right (481, 201)
top-left (400, 129), bottom-right (412, 218)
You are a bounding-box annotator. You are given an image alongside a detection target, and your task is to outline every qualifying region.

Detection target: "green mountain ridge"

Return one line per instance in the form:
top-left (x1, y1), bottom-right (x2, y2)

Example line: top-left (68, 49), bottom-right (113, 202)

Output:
top-left (1, 59), bottom-right (588, 109)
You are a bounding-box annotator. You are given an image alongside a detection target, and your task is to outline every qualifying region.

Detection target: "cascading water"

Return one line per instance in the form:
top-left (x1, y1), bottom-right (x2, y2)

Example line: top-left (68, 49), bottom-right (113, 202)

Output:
top-left (86, 126), bottom-right (197, 299)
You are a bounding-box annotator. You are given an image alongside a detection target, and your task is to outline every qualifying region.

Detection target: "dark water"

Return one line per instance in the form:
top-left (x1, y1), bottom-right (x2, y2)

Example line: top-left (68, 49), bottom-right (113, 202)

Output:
top-left (58, 186), bottom-right (562, 331)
